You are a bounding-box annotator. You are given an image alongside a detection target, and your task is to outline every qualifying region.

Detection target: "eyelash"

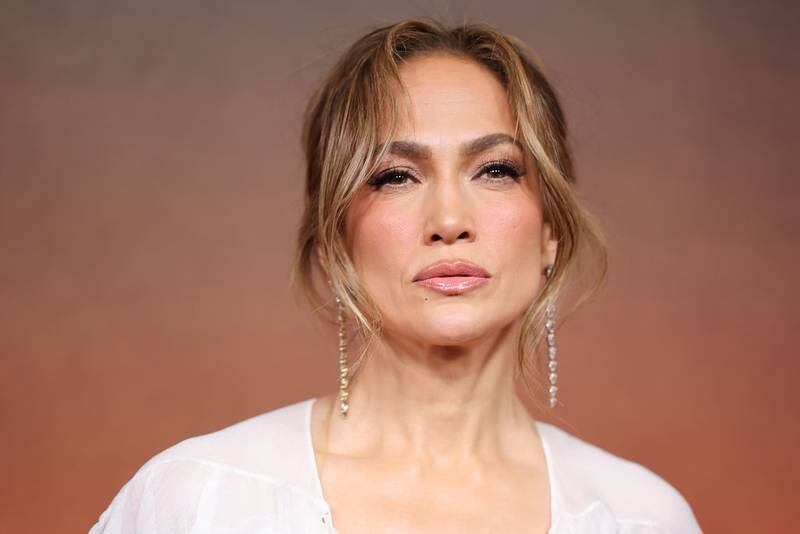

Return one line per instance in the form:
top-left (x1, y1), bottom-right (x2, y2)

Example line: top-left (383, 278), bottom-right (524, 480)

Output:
top-left (367, 159), bottom-right (524, 190)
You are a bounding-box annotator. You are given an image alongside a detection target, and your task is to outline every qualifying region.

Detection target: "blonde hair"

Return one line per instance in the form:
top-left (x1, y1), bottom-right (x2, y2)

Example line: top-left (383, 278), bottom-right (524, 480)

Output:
top-left (291, 17), bottom-right (608, 408)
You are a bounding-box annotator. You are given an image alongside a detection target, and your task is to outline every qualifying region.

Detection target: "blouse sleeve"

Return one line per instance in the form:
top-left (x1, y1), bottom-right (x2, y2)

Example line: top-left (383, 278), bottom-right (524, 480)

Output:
top-left (653, 487), bottom-right (703, 534)
top-left (89, 459), bottom-right (221, 534)
top-left (618, 480), bottom-right (704, 534)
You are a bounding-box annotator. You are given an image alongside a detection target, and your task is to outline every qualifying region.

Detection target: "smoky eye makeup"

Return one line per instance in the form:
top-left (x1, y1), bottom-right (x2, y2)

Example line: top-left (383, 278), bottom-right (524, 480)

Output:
top-left (365, 154), bottom-right (527, 190)
top-left (366, 166), bottom-right (418, 189)
top-left (477, 157), bottom-right (525, 181)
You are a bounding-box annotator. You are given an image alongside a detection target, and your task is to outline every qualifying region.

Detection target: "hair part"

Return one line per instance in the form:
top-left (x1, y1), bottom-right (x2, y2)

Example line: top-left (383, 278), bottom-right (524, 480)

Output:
top-left (290, 17), bottom-right (608, 411)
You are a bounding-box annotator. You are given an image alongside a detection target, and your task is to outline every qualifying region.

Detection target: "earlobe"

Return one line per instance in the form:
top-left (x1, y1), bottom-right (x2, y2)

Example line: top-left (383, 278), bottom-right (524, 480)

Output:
top-left (541, 221), bottom-right (558, 268)
top-left (315, 244), bottom-right (331, 281)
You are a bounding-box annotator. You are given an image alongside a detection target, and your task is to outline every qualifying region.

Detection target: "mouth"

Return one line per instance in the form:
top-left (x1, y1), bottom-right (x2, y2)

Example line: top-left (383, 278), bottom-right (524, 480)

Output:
top-left (413, 260), bottom-right (491, 296)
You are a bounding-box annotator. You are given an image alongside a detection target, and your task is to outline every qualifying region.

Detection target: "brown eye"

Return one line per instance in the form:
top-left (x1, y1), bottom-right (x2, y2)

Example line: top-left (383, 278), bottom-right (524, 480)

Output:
top-left (479, 161), bottom-right (523, 182)
top-left (367, 169), bottom-right (416, 189)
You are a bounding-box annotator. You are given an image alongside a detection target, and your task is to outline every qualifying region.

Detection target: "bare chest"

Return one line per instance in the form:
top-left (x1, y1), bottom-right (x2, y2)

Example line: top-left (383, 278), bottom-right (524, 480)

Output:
top-left (319, 458), bottom-right (551, 534)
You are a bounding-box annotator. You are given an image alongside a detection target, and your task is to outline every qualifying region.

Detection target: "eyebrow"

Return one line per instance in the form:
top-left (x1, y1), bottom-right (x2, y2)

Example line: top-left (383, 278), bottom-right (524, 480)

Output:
top-left (382, 133), bottom-right (524, 160)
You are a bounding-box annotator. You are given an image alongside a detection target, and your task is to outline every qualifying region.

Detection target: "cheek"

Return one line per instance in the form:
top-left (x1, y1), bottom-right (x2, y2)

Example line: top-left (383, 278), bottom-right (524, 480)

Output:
top-left (482, 197), bottom-right (542, 265)
top-left (347, 200), bottom-right (417, 283)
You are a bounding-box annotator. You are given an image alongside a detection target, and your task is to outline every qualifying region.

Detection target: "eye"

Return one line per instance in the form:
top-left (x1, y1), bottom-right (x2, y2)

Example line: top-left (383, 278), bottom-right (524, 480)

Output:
top-left (367, 168), bottom-right (417, 190)
top-left (478, 160), bottom-right (523, 182)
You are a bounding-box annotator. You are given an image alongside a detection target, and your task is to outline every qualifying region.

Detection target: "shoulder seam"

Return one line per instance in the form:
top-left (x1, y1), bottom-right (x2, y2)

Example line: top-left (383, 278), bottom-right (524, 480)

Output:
top-left (616, 517), bottom-right (664, 527)
top-left (137, 456), bottom-right (325, 507)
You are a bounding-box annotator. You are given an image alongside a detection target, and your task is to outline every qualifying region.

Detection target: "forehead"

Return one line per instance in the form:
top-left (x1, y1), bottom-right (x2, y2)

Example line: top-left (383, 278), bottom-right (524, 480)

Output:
top-left (393, 53), bottom-right (516, 141)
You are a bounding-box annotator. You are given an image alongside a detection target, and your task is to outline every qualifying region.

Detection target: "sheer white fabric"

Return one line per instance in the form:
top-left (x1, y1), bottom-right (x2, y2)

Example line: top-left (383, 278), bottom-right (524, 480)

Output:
top-left (89, 398), bottom-right (702, 533)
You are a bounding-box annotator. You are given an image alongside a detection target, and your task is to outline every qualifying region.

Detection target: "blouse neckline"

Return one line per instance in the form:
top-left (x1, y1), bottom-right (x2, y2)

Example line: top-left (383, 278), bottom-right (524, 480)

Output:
top-left (303, 397), bottom-right (562, 533)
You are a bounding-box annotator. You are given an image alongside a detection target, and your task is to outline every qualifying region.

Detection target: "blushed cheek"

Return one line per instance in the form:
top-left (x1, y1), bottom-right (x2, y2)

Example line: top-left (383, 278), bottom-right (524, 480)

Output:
top-left (348, 205), bottom-right (418, 286)
top-left (484, 199), bottom-right (542, 268)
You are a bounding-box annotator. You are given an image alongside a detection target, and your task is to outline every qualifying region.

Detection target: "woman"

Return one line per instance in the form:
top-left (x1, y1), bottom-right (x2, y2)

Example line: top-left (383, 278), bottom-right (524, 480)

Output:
top-left (90, 18), bottom-right (702, 534)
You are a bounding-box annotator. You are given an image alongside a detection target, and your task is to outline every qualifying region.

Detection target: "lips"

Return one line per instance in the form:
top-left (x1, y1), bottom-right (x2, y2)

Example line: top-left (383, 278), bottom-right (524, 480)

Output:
top-left (413, 260), bottom-right (491, 296)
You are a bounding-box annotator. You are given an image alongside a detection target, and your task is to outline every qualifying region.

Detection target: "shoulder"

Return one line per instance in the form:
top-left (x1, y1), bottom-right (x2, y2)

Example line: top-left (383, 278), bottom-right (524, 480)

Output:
top-left (537, 421), bottom-right (702, 533)
top-left (90, 398), bottom-right (321, 534)
top-left (139, 397), bottom-right (314, 480)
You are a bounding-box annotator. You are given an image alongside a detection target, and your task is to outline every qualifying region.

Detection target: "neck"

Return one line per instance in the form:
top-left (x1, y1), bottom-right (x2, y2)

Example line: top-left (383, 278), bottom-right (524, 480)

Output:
top-left (324, 320), bottom-right (538, 467)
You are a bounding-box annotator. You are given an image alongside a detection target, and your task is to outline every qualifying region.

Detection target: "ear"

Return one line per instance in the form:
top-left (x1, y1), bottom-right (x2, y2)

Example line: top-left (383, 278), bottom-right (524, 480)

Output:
top-left (315, 244), bottom-right (330, 282)
top-left (541, 221), bottom-right (558, 269)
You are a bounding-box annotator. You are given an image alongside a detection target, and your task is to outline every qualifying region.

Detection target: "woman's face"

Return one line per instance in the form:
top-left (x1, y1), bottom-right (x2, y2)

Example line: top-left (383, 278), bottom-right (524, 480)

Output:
top-left (345, 53), bottom-right (557, 348)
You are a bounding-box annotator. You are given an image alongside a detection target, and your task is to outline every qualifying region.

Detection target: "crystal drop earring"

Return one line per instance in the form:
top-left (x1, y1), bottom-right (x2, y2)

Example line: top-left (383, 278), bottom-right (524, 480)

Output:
top-left (334, 293), bottom-right (350, 418)
top-left (544, 265), bottom-right (558, 408)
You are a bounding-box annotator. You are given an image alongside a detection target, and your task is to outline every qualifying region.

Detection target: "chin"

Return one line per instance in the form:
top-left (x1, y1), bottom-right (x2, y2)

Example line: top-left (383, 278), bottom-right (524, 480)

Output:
top-left (409, 306), bottom-right (504, 346)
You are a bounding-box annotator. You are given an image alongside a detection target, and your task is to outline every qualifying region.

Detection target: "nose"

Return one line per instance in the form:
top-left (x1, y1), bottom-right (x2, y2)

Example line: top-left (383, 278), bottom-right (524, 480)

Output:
top-left (423, 178), bottom-right (475, 245)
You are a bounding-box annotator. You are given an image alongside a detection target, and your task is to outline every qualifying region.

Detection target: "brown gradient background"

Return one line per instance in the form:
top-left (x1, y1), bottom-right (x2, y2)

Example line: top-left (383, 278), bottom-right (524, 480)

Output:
top-left (1, 1), bottom-right (797, 532)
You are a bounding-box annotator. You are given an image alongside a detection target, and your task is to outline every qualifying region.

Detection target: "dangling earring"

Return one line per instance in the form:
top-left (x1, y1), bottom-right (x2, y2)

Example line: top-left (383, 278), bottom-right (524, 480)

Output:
top-left (334, 293), bottom-right (350, 418)
top-left (544, 265), bottom-right (558, 408)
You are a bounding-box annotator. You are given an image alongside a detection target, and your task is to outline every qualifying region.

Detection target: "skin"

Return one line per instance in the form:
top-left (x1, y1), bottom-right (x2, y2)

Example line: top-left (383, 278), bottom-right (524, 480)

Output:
top-left (311, 52), bottom-right (558, 534)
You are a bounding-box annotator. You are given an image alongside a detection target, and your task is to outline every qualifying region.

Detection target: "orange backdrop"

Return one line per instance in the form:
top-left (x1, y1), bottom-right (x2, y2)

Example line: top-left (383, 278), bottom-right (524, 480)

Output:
top-left (1, 2), bottom-right (797, 532)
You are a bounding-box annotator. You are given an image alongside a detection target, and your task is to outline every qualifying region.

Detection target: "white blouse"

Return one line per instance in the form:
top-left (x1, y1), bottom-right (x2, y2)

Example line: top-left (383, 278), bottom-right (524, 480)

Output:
top-left (89, 397), bottom-right (702, 533)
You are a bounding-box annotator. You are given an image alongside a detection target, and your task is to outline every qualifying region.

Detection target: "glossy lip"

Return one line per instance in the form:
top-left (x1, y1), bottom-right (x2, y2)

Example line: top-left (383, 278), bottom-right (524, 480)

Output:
top-left (412, 259), bottom-right (491, 296)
